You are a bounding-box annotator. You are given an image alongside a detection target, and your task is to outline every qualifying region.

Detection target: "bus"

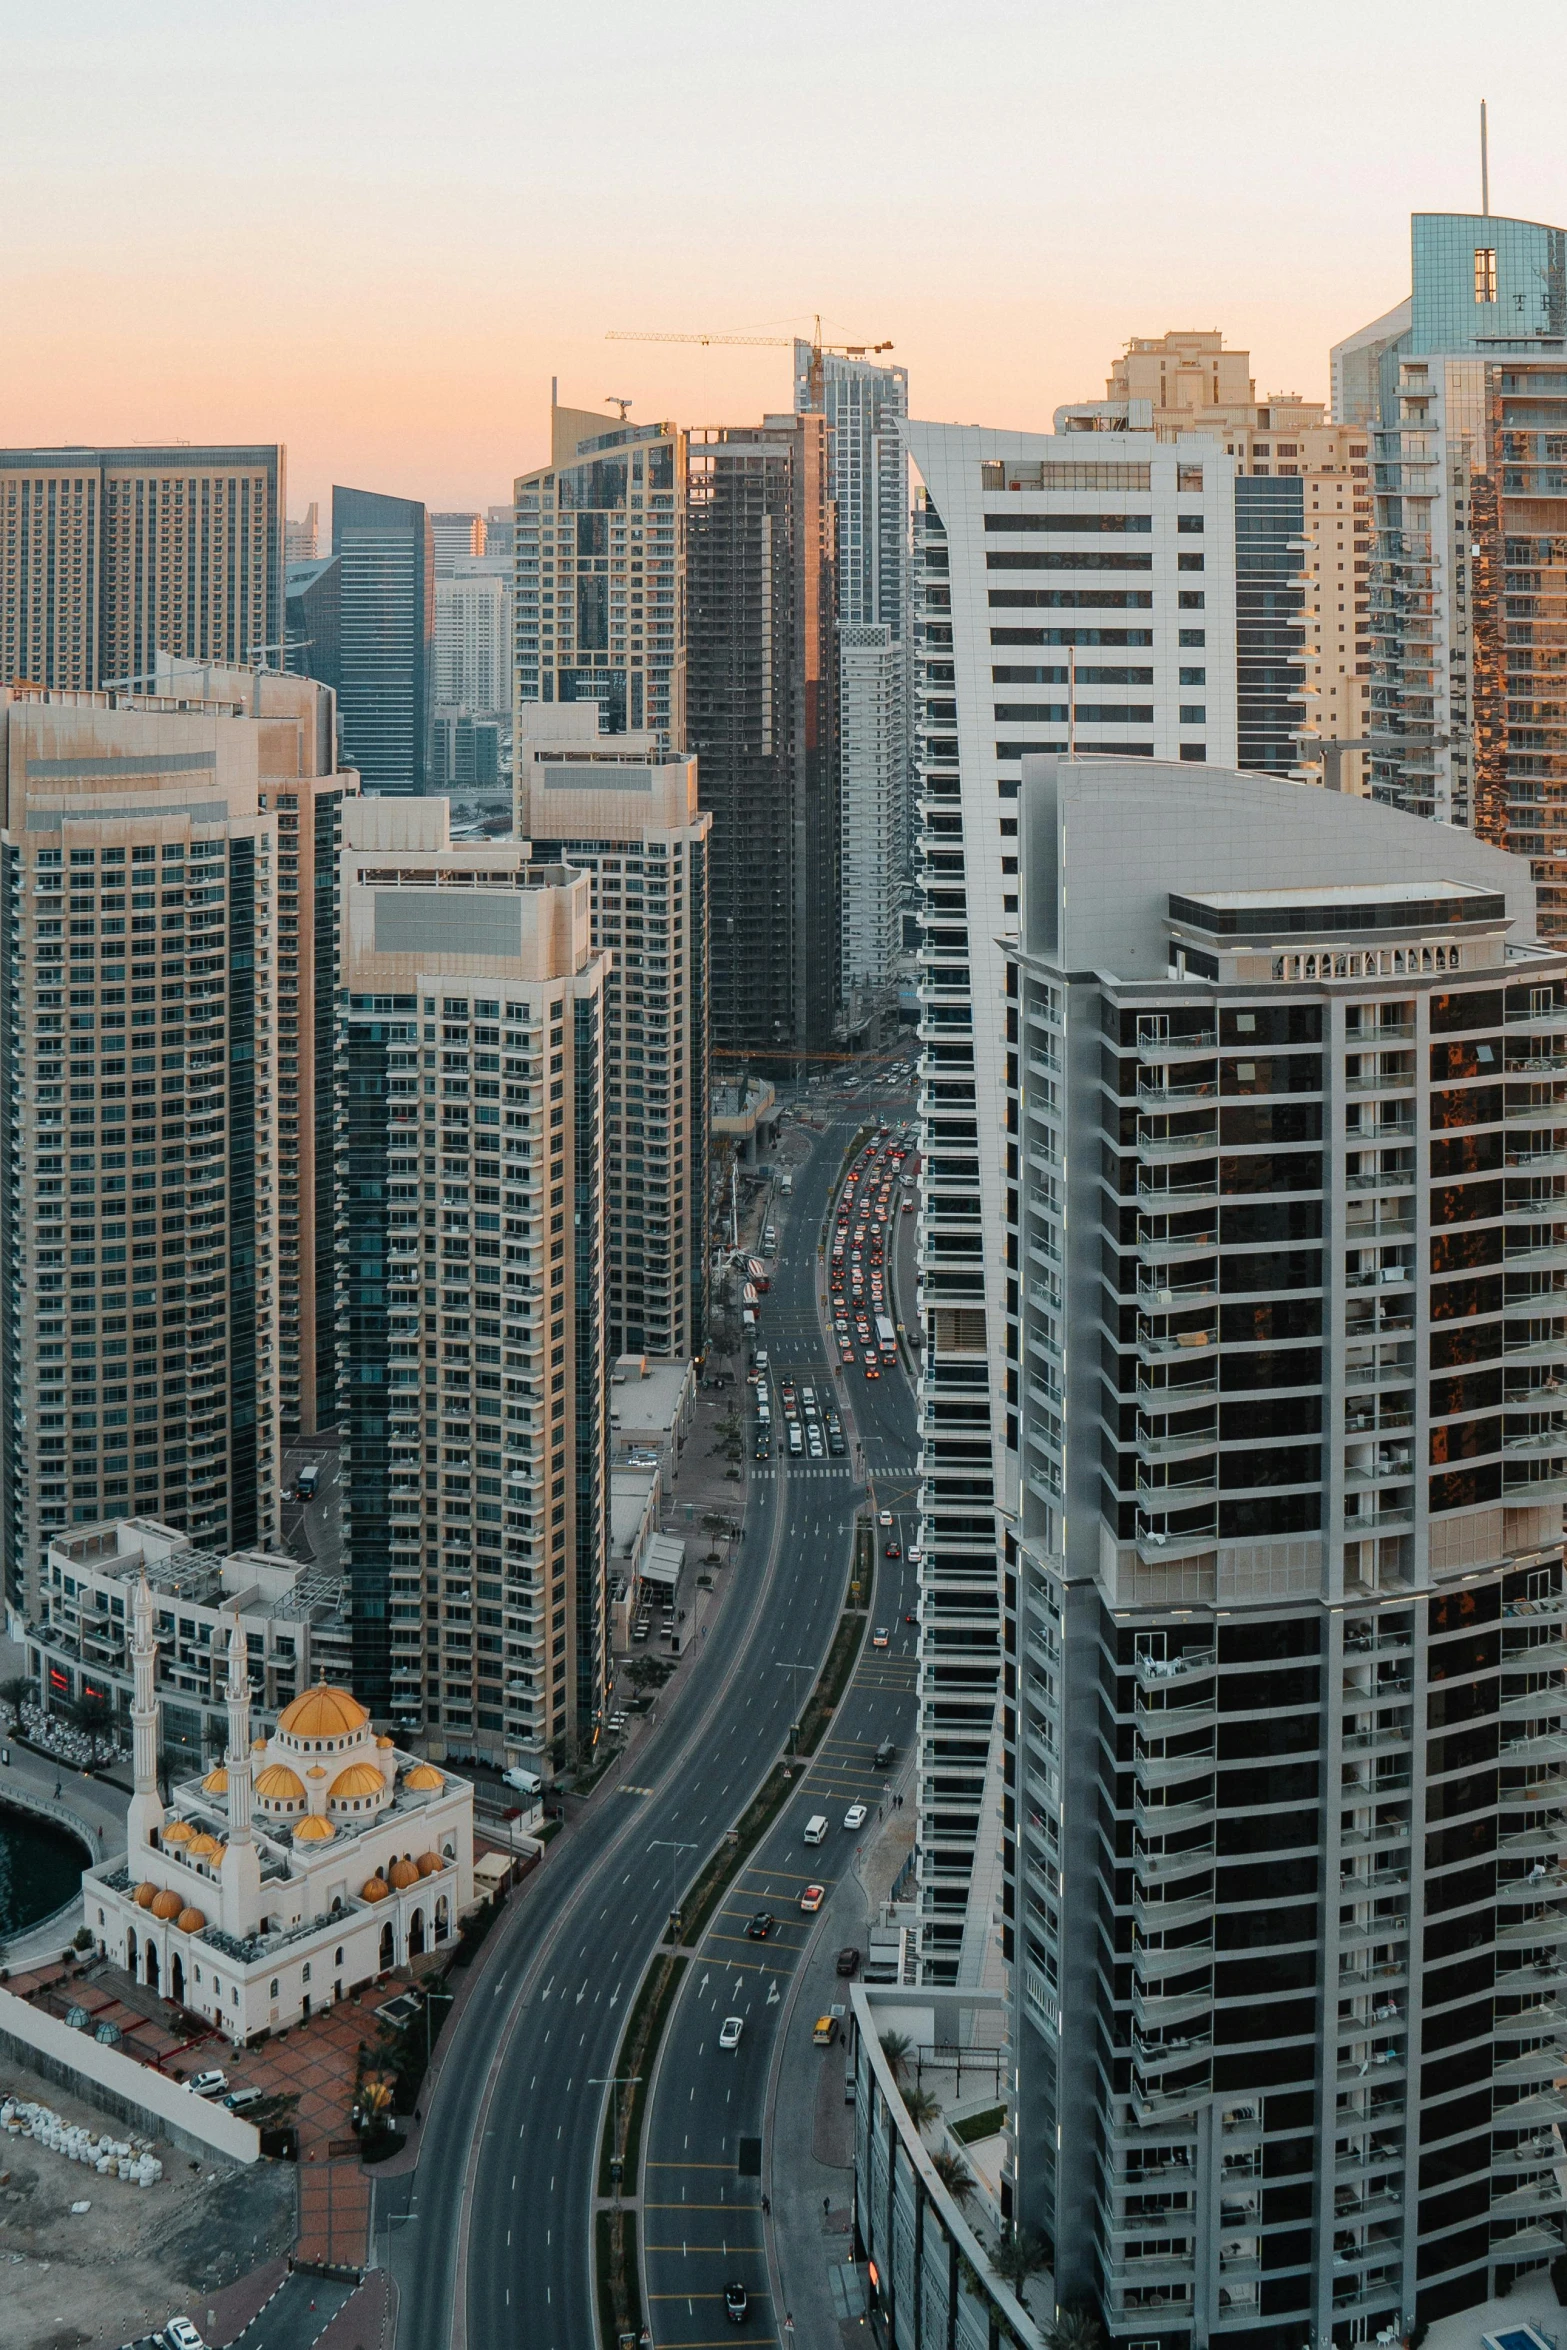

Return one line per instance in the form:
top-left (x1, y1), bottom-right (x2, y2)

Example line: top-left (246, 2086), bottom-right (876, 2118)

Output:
top-left (875, 1316), bottom-right (897, 1361)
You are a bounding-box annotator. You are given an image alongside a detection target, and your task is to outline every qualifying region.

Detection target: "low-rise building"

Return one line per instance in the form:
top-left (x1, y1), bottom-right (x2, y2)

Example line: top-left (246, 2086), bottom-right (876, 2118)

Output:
top-left (609, 1353), bottom-right (694, 1471)
top-left (84, 1574), bottom-right (474, 2042)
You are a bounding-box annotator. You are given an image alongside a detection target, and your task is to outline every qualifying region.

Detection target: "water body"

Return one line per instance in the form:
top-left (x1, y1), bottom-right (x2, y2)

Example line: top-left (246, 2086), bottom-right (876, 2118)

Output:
top-left (0, 1801), bottom-right (88, 1937)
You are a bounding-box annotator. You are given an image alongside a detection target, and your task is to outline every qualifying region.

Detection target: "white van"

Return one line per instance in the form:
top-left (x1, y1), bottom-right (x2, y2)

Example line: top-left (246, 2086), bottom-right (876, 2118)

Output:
top-left (803, 1815), bottom-right (829, 1846)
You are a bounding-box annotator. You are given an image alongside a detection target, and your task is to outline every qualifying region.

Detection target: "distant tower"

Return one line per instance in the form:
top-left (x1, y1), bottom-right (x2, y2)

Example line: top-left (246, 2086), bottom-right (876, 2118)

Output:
top-left (219, 1613), bottom-right (261, 1945)
top-left (125, 1572), bottom-right (165, 1855)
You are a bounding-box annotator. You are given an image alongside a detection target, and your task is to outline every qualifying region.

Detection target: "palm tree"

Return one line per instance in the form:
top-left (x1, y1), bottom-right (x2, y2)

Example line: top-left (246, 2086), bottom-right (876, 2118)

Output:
top-left (879, 2029), bottom-right (912, 2080)
top-left (903, 2085), bottom-right (940, 2133)
top-left (990, 2226), bottom-right (1050, 2297)
top-left (930, 2149), bottom-right (976, 2209)
top-left (1046, 2304), bottom-right (1102, 2350)
top-left (0, 1673), bottom-right (30, 1727)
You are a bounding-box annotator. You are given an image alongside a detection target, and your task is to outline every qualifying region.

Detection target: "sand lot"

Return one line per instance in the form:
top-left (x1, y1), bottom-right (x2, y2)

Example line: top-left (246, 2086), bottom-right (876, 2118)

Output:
top-left (0, 2076), bottom-right (295, 2350)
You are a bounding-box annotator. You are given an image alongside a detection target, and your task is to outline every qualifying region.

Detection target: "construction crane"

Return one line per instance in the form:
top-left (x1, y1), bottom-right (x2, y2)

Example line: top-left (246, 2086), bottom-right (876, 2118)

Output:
top-left (606, 317), bottom-right (893, 408)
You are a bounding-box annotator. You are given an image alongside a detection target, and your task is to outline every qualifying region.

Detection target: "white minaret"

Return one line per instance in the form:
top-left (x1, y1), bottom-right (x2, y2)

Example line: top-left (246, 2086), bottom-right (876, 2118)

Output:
top-left (219, 1612), bottom-right (261, 1940)
top-left (125, 1571), bottom-right (165, 1855)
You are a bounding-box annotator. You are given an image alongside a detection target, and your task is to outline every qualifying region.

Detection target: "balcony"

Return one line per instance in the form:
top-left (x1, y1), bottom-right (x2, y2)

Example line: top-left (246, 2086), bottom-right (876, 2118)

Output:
top-left (1135, 1514), bottom-right (1218, 1562)
top-left (1345, 1262), bottom-right (1414, 1291)
top-left (1137, 1418), bottom-right (1219, 1463)
top-left (1137, 1222), bottom-right (1217, 1266)
top-left (1345, 1354), bottom-right (1416, 1389)
top-left (1136, 1025), bottom-right (1216, 1062)
top-left (1139, 1123), bottom-right (1220, 1161)
top-left (1137, 1070), bottom-right (1217, 1106)
top-left (1135, 1744), bottom-right (1216, 1791)
top-left (1506, 1464), bottom-right (1567, 1503)
top-left (1137, 1271), bottom-right (1218, 1310)
top-left (1137, 1166), bottom-right (1219, 1207)
top-left (1136, 1324), bottom-right (1217, 1363)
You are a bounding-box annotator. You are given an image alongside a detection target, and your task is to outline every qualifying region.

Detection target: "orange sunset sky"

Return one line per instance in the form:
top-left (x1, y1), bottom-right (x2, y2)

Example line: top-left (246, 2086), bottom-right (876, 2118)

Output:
top-left (6, 0), bottom-right (1567, 521)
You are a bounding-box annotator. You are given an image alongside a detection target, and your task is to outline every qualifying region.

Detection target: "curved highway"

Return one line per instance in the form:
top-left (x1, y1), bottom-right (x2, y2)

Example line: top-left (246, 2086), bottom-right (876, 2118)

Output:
top-left (385, 1097), bottom-right (913, 2350)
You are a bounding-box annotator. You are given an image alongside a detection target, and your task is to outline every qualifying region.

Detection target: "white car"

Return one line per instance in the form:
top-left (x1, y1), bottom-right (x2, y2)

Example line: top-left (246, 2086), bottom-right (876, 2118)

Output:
top-left (843, 1803), bottom-right (869, 1831)
top-left (718, 2015), bottom-right (744, 2051)
top-left (878, 1508), bottom-right (893, 1527)
top-left (184, 2070), bottom-right (228, 2099)
top-left (160, 2322), bottom-right (207, 2350)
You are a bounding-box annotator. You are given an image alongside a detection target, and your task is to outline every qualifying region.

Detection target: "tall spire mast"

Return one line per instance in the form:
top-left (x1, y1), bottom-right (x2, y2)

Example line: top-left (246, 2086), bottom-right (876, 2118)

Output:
top-left (1481, 99), bottom-right (1490, 218)
top-left (124, 1570), bottom-right (165, 1853)
top-left (224, 1612), bottom-right (254, 1850)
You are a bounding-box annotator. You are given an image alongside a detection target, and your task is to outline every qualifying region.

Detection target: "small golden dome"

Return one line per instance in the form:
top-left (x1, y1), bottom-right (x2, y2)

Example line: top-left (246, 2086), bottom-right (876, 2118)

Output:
top-left (187, 1832), bottom-right (223, 1860)
top-left (306, 1765), bottom-right (327, 1780)
top-left (150, 1888), bottom-right (182, 1919)
top-left (134, 1881), bottom-right (158, 1909)
top-left (330, 1762), bottom-right (385, 1801)
top-left (361, 1876), bottom-right (390, 1903)
top-left (376, 1735), bottom-right (395, 1749)
top-left (388, 1858), bottom-right (420, 1890)
top-left (403, 1763), bottom-right (444, 1792)
top-left (161, 1819), bottom-right (195, 1845)
top-left (255, 1763), bottom-right (305, 1802)
top-left (201, 1766), bottom-right (228, 1796)
top-left (415, 1852), bottom-right (443, 1877)
top-left (175, 1907), bottom-right (206, 1934)
top-left (294, 1814), bottom-right (336, 1842)
top-left (277, 1685), bottom-right (370, 1740)
top-left (251, 1735), bottom-right (267, 1751)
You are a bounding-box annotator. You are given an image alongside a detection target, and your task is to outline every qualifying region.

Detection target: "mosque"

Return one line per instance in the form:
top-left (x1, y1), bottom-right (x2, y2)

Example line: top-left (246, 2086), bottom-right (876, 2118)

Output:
top-left (83, 1574), bottom-right (475, 2042)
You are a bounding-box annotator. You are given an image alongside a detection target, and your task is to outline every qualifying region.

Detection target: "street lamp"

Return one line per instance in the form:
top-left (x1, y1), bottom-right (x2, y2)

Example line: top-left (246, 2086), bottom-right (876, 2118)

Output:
top-left (649, 1838), bottom-right (697, 1942)
top-left (775, 1659), bottom-right (812, 1756)
top-left (589, 2074), bottom-right (642, 2200)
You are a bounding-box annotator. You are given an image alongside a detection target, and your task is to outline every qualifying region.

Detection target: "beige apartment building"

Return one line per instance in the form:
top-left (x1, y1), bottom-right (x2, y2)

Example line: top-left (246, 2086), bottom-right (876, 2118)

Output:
top-left (155, 661), bottom-right (359, 1437)
top-left (1060, 332), bottom-right (1374, 789)
top-left (0, 682), bottom-right (283, 1630)
top-left (515, 707), bottom-right (709, 1361)
top-left (0, 446), bottom-right (285, 696)
top-left (335, 799), bottom-right (610, 1767)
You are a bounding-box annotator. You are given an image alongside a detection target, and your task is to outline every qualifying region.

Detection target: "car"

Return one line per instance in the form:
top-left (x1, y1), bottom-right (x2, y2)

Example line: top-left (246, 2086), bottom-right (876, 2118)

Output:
top-left (812, 2012), bottom-right (840, 2047)
top-left (843, 1802), bottom-right (869, 1831)
top-left (745, 1911), bottom-right (774, 1940)
top-left (836, 1946), bottom-right (861, 1977)
top-left (725, 2281), bottom-right (750, 2323)
top-left (871, 1626), bottom-right (889, 1648)
top-left (184, 2070), bottom-right (228, 2099)
top-left (799, 1883), bottom-right (825, 1913)
top-left (878, 1509), bottom-right (892, 1526)
top-left (754, 1348), bottom-right (770, 1370)
top-left (718, 2015), bottom-right (744, 2050)
top-left (884, 1541), bottom-right (901, 1558)
top-left (904, 1610), bottom-right (917, 1625)
top-left (221, 2086), bottom-right (266, 2114)
top-left (159, 2325), bottom-right (208, 2350)
top-left (608, 1711), bottom-right (628, 1730)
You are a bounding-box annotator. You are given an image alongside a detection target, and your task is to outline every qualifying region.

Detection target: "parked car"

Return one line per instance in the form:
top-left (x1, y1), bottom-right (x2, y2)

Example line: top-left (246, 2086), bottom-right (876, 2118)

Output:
top-left (184, 2070), bottom-right (228, 2100)
top-left (221, 2086), bottom-right (265, 2114)
top-left (836, 1947), bottom-right (861, 1978)
top-left (812, 2013), bottom-right (840, 2047)
top-left (159, 2324), bottom-right (208, 2350)
top-left (718, 2015), bottom-right (744, 2051)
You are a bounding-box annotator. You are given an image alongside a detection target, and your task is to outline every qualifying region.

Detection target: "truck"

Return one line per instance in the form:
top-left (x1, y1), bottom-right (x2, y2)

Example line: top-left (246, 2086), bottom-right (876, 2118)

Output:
top-left (875, 1316), bottom-right (897, 1360)
top-left (296, 1462), bottom-right (320, 1501)
top-left (779, 1171), bottom-right (793, 1197)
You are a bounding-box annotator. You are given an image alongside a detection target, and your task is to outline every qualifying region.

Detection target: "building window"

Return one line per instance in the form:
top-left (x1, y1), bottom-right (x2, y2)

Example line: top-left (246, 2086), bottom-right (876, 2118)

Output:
top-left (1476, 246), bottom-right (1497, 303)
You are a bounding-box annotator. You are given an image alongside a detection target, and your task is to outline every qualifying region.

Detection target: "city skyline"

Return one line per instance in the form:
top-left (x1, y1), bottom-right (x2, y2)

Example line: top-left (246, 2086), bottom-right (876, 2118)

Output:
top-left (8, 6), bottom-right (1567, 514)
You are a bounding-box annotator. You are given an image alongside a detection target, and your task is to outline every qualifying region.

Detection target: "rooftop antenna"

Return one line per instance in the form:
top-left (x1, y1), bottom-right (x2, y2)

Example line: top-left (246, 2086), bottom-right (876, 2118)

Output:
top-left (1481, 99), bottom-right (1490, 217)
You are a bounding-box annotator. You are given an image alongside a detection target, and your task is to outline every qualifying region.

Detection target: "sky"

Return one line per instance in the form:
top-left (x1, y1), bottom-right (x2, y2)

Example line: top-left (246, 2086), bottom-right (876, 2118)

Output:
top-left (5, 0), bottom-right (1567, 523)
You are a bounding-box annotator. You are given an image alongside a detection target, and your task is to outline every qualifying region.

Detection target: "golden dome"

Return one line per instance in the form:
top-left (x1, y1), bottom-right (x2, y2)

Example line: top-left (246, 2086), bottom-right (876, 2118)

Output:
top-left (277, 1685), bottom-right (370, 1740)
top-left (255, 1764), bottom-right (305, 1801)
top-left (201, 1766), bottom-right (228, 1796)
top-left (306, 1765), bottom-right (327, 1780)
top-left (361, 1876), bottom-right (390, 1903)
top-left (187, 1832), bottom-right (223, 1860)
top-left (175, 1907), bottom-right (206, 1934)
top-left (403, 1763), bottom-right (444, 1792)
top-left (150, 1888), bottom-right (182, 1919)
top-left (376, 1735), bottom-right (395, 1749)
top-left (161, 1819), bottom-right (195, 1845)
top-left (294, 1814), bottom-right (336, 1842)
top-left (251, 1735), bottom-right (267, 1751)
top-left (415, 1852), bottom-right (443, 1877)
top-left (388, 1858), bottom-right (419, 1889)
top-left (330, 1762), bottom-right (385, 1801)
top-left (134, 1881), bottom-right (158, 1909)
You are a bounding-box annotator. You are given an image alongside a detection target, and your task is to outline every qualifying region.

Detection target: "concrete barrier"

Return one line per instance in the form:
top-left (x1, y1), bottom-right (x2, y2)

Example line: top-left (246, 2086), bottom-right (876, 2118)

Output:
top-left (0, 1984), bottom-right (260, 2165)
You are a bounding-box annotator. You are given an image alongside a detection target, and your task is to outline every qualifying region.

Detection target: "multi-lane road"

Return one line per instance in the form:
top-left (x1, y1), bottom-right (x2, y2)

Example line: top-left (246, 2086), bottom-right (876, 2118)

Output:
top-left (387, 1095), bottom-right (918, 2350)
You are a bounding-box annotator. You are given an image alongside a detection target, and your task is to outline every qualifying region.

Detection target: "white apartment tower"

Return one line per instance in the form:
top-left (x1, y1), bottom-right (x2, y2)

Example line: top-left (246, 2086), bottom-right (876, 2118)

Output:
top-left (902, 422), bottom-right (1240, 1980)
top-left (515, 707), bottom-right (710, 1362)
top-left (334, 799), bottom-right (609, 1769)
top-left (0, 683), bottom-right (282, 1627)
top-left (1004, 752), bottom-right (1567, 2348)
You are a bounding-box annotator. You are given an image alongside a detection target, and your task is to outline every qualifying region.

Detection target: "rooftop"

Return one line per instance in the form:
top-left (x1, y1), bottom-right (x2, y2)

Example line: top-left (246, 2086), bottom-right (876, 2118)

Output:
top-left (50, 1521), bottom-right (343, 1625)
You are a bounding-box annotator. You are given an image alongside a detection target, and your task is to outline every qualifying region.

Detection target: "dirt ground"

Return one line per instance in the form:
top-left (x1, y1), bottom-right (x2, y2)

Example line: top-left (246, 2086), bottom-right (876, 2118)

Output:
top-left (0, 2074), bottom-right (295, 2350)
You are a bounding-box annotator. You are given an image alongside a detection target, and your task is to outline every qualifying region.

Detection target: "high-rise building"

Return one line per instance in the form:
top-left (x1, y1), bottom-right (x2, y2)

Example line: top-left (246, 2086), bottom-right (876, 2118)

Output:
top-left (515, 705), bottom-right (710, 1361)
top-left (151, 661), bottom-right (357, 1441)
top-left (335, 798), bottom-right (609, 1766)
top-left (331, 486), bottom-right (435, 797)
top-left (430, 511), bottom-right (485, 577)
top-left (1059, 335), bottom-right (1374, 791)
top-left (903, 421), bottom-right (1239, 1978)
top-left (485, 503), bottom-right (516, 563)
top-left (285, 503), bottom-right (320, 565)
top-left (285, 555), bottom-right (341, 696)
top-left (1339, 210), bottom-right (1567, 938)
top-left (838, 622), bottom-right (905, 1019)
top-left (0, 680), bottom-right (283, 1629)
top-left (0, 444), bottom-right (286, 693)
top-left (435, 569), bottom-right (510, 716)
top-left (1004, 749), bottom-right (1566, 2347)
top-left (513, 403), bottom-right (685, 756)
top-left (795, 341), bottom-right (911, 1025)
top-left (688, 414), bottom-right (839, 1055)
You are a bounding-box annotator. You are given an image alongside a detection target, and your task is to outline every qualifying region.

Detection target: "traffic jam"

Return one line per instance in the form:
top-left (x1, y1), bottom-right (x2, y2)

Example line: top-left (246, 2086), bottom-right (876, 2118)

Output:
top-left (830, 1125), bottom-right (916, 1379)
